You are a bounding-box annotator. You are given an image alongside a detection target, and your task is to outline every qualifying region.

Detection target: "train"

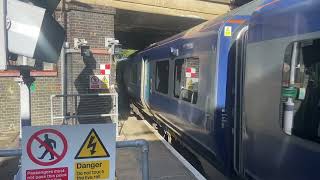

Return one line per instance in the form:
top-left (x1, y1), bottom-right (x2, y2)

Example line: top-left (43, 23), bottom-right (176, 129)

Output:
top-left (118, 0), bottom-right (320, 179)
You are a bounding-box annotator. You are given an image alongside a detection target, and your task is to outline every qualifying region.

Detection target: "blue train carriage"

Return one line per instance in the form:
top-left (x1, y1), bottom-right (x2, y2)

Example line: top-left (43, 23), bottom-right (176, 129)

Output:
top-left (121, 0), bottom-right (320, 179)
top-left (122, 0), bottom-right (265, 178)
top-left (242, 0), bottom-right (320, 179)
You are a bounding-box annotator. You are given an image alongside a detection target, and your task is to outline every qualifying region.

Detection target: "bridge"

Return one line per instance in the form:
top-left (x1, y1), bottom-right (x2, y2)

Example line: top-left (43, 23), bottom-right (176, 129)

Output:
top-left (67, 0), bottom-right (252, 49)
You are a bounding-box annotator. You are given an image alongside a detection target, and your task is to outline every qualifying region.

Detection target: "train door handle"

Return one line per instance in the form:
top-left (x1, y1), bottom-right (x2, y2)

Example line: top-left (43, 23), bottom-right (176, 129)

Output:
top-left (222, 119), bottom-right (228, 128)
top-left (221, 111), bottom-right (228, 129)
top-left (205, 113), bottom-right (211, 119)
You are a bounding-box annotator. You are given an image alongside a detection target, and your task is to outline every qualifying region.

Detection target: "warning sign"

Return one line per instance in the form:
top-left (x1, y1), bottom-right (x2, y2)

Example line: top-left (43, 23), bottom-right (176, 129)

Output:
top-left (75, 160), bottom-right (109, 179)
top-left (90, 76), bottom-right (100, 89)
top-left (75, 129), bottom-right (110, 159)
top-left (90, 75), bottom-right (110, 89)
top-left (26, 167), bottom-right (68, 180)
top-left (224, 26), bottom-right (232, 37)
top-left (185, 67), bottom-right (196, 78)
top-left (22, 124), bottom-right (116, 180)
top-left (100, 63), bottom-right (111, 75)
top-left (26, 129), bottom-right (68, 166)
top-left (101, 76), bottom-right (109, 89)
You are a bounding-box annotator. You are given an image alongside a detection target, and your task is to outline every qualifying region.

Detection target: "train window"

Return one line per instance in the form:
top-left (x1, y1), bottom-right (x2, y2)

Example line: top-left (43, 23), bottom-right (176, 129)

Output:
top-left (174, 58), bottom-right (199, 104)
top-left (155, 60), bottom-right (169, 94)
top-left (131, 64), bottom-right (138, 84)
top-left (174, 59), bottom-right (184, 98)
top-left (281, 40), bottom-right (320, 143)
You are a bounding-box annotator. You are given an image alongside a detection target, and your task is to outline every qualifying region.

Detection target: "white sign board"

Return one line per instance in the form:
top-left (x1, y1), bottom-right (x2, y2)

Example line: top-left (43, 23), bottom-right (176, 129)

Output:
top-left (90, 75), bottom-right (110, 89)
top-left (22, 124), bottom-right (116, 180)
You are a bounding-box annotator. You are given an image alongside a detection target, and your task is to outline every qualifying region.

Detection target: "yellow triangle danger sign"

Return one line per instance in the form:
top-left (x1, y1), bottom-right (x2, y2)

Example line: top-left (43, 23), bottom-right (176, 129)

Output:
top-left (75, 129), bottom-right (110, 159)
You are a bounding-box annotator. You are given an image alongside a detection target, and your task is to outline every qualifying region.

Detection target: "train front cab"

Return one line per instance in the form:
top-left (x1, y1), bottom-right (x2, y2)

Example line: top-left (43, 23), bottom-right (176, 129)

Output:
top-left (231, 1), bottom-right (320, 179)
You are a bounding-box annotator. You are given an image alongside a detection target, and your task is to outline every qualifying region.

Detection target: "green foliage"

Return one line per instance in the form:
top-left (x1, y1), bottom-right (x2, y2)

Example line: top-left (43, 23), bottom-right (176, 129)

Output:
top-left (118, 49), bottom-right (137, 58)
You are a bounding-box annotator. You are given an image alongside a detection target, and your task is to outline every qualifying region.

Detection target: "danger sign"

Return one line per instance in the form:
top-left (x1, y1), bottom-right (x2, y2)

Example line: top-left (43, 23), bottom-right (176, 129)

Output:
top-left (75, 129), bottom-right (110, 159)
top-left (74, 128), bottom-right (111, 179)
top-left (75, 160), bottom-right (109, 179)
top-left (22, 124), bottom-right (116, 180)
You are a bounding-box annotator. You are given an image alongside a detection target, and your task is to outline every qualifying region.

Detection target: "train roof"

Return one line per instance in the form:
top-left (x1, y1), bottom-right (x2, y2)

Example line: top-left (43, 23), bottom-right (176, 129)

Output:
top-left (128, 0), bottom-right (320, 61)
top-left (248, 0), bottom-right (320, 43)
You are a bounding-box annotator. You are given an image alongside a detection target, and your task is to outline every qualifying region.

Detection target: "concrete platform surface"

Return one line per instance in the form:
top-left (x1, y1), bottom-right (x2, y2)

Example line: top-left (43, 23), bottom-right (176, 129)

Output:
top-left (0, 132), bottom-right (20, 180)
top-left (0, 117), bottom-right (227, 180)
top-left (116, 117), bottom-right (202, 180)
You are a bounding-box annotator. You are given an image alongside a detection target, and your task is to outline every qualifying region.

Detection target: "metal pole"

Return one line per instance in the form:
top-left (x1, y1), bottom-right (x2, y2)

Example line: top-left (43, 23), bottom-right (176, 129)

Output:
top-left (115, 94), bottom-right (119, 136)
top-left (18, 72), bottom-right (33, 138)
top-left (22, 56), bottom-right (28, 65)
top-left (283, 42), bottom-right (299, 135)
top-left (51, 95), bottom-right (54, 125)
top-left (61, 42), bottom-right (68, 124)
top-left (0, 0), bottom-right (7, 70)
top-left (289, 43), bottom-right (299, 86)
top-left (0, 149), bottom-right (22, 157)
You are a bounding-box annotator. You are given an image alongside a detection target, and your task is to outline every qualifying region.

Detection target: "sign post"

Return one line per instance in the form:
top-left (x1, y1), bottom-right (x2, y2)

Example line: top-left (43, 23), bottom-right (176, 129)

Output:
top-left (22, 124), bottom-right (116, 180)
top-left (16, 69), bottom-right (34, 138)
top-left (0, 0), bottom-right (7, 70)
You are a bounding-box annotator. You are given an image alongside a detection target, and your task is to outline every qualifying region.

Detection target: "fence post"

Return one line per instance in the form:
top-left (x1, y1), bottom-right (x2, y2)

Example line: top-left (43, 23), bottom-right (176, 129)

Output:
top-left (115, 94), bottom-right (119, 136)
top-left (0, 0), bottom-right (7, 70)
top-left (116, 140), bottom-right (149, 180)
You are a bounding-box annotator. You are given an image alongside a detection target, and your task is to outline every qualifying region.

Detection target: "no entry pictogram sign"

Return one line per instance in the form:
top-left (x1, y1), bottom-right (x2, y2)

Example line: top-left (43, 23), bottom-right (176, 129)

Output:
top-left (26, 129), bottom-right (68, 166)
top-left (22, 124), bottom-right (115, 179)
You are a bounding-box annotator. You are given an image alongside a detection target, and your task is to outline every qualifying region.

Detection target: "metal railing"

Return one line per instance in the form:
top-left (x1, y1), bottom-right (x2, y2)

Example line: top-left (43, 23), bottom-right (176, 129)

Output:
top-left (0, 139), bottom-right (149, 180)
top-left (50, 93), bottom-right (119, 135)
top-left (117, 140), bottom-right (149, 180)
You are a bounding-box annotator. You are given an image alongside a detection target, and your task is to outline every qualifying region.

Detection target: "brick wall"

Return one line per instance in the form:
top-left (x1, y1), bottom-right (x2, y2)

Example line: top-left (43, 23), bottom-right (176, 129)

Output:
top-left (63, 4), bottom-right (116, 124)
top-left (0, 3), bottom-right (116, 132)
top-left (31, 77), bottom-right (62, 126)
top-left (0, 78), bottom-right (20, 132)
top-left (64, 4), bottom-right (115, 95)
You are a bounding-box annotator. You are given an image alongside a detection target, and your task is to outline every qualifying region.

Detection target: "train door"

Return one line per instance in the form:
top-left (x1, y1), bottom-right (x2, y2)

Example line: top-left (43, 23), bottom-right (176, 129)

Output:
top-left (242, 27), bottom-right (320, 180)
top-left (227, 26), bottom-right (248, 177)
top-left (140, 57), bottom-right (151, 108)
top-left (233, 27), bottom-right (248, 177)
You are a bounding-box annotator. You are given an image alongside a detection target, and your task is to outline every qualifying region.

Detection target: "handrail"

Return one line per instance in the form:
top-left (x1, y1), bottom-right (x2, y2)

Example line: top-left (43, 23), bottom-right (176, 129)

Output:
top-left (0, 139), bottom-right (150, 180)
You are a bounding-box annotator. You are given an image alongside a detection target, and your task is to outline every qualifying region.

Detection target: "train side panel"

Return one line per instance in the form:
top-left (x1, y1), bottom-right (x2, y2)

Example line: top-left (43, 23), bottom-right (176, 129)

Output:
top-left (243, 1), bottom-right (320, 179)
top-left (122, 56), bottom-right (142, 101)
top-left (124, 0), bottom-right (265, 176)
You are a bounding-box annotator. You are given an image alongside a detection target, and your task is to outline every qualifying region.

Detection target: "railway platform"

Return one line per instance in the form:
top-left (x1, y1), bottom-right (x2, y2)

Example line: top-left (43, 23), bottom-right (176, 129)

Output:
top-left (0, 116), bottom-right (221, 180)
top-left (117, 116), bottom-right (207, 180)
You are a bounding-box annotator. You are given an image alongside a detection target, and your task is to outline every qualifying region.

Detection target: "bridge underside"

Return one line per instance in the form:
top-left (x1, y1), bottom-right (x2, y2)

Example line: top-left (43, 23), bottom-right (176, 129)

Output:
top-left (70, 0), bottom-right (253, 50)
top-left (115, 9), bottom-right (206, 50)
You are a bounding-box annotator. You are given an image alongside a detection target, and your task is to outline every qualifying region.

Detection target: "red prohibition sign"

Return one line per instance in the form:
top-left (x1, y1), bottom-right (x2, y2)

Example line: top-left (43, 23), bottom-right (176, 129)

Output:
top-left (27, 129), bottom-right (68, 166)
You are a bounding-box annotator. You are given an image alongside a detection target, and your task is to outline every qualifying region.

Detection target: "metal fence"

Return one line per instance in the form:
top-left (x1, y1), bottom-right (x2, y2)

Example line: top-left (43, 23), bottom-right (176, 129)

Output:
top-left (51, 93), bottom-right (119, 135)
top-left (1, 140), bottom-right (150, 180)
top-left (2, 93), bottom-right (150, 179)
